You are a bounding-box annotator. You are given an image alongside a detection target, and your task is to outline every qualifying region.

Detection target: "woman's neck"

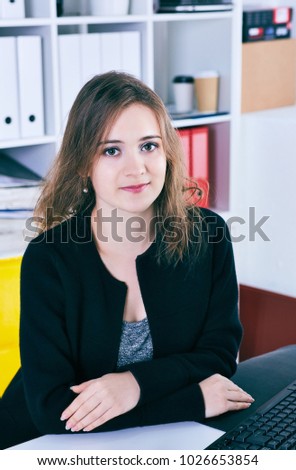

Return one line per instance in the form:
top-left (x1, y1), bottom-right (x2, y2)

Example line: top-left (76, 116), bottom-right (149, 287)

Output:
top-left (91, 205), bottom-right (156, 258)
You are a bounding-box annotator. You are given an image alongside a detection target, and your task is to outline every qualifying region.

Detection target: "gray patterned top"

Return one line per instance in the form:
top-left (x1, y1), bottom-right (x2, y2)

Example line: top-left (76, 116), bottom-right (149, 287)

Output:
top-left (116, 317), bottom-right (153, 369)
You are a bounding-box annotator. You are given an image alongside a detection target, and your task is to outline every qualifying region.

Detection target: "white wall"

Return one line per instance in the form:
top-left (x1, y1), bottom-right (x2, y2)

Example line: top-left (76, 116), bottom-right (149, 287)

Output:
top-left (238, 107), bottom-right (296, 297)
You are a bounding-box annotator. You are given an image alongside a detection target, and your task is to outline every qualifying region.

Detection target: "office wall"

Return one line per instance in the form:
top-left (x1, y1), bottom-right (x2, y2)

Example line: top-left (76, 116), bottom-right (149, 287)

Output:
top-left (239, 285), bottom-right (296, 360)
top-left (238, 109), bottom-right (296, 298)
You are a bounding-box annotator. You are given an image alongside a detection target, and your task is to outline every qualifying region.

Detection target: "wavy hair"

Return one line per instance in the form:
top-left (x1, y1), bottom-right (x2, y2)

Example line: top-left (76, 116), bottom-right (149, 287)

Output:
top-left (34, 71), bottom-right (204, 264)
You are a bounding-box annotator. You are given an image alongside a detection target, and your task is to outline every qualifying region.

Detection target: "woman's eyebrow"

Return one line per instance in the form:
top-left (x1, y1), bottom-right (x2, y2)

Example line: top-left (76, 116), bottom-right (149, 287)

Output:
top-left (97, 139), bottom-right (122, 146)
top-left (98, 136), bottom-right (162, 146)
top-left (139, 135), bottom-right (162, 141)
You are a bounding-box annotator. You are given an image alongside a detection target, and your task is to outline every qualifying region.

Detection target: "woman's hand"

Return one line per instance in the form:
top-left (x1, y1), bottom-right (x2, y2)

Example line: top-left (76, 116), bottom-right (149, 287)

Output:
top-left (60, 371), bottom-right (140, 432)
top-left (199, 374), bottom-right (254, 418)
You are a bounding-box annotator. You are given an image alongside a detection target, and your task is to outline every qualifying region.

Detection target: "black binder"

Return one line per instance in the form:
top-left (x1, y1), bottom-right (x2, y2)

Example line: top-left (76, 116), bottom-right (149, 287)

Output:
top-left (155, 1), bottom-right (233, 13)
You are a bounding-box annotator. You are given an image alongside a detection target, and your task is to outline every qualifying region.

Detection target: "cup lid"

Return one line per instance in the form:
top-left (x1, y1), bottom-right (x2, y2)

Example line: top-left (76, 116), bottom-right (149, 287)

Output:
top-left (195, 70), bottom-right (219, 78)
top-left (173, 75), bottom-right (194, 83)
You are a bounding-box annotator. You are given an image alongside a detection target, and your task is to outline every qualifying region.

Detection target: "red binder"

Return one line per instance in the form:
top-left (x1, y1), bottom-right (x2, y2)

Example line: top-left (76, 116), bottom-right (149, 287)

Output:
top-left (177, 126), bottom-right (209, 208)
top-left (190, 126), bottom-right (209, 207)
top-left (191, 127), bottom-right (209, 180)
top-left (177, 128), bottom-right (191, 175)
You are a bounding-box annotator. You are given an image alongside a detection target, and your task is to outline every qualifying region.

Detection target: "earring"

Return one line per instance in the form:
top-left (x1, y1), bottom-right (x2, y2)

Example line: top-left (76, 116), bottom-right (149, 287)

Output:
top-left (82, 176), bottom-right (89, 193)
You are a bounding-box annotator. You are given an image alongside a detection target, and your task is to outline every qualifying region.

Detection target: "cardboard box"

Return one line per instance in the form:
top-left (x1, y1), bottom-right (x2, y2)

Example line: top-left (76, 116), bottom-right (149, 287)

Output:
top-left (241, 38), bottom-right (296, 113)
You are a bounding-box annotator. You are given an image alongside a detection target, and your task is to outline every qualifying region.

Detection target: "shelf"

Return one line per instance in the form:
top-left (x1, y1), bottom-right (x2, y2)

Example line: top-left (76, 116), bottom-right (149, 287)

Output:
top-left (56, 15), bottom-right (147, 26)
top-left (173, 113), bottom-right (231, 128)
top-left (152, 11), bottom-right (233, 22)
top-left (242, 104), bottom-right (296, 121)
top-left (0, 18), bottom-right (52, 27)
top-left (0, 251), bottom-right (25, 259)
top-left (0, 136), bottom-right (56, 150)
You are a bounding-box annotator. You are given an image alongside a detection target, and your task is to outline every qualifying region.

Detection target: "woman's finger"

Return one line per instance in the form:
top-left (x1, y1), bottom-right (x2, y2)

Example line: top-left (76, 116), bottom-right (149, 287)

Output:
top-left (61, 386), bottom-right (98, 422)
top-left (64, 392), bottom-right (101, 430)
top-left (82, 407), bottom-right (118, 432)
top-left (226, 389), bottom-right (254, 403)
top-left (226, 400), bottom-right (253, 412)
top-left (69, 401), bottom-right (111, 432)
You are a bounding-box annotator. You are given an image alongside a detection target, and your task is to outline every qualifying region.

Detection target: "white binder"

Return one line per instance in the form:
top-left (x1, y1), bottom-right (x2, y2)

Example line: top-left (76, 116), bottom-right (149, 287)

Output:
top-left (120, 31), bottom-right (141, 79)
top-left (0, 37), bottom-right (20, 140)
top-left (80, 33), bottom-right (102, 86)
top-left (17, 36), bottom-right (45, 138)
top-left (0, 0), bottom-right (25, 18)
top-left (58, 34), bottom-right (81, 126)
top-left (100, 32), bottom-right (121, 74)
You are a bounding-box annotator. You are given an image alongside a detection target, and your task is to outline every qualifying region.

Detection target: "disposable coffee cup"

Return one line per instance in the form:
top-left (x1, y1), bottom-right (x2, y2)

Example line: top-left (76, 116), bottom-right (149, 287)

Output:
top-left (172, 76), bottom-right (194, 113)
top-left (89, 0), bottom-right (130, 16)
top-left (194, 71), bottom-right (219, 113)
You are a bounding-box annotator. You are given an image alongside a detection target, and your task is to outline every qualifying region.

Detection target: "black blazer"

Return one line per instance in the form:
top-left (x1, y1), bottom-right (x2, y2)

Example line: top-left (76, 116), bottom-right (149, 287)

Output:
top-left (4, 208), bottom-right (242, 442)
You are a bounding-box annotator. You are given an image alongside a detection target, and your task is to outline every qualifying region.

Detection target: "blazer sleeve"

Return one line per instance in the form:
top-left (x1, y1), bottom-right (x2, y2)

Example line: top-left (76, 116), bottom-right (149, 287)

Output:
top-left (125, 217), bottom-right (242, 406)
top-left (20, 240), bottom-right (78, 435)
top-left (96, 383), bottom-right (205, 433)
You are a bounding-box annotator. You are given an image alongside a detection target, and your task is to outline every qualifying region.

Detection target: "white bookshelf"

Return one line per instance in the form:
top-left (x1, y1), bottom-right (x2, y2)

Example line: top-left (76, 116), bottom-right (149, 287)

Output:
top-left (0, 0), bottom-right (243, 253)
top-left (237, 0), bottom-right (296, 296)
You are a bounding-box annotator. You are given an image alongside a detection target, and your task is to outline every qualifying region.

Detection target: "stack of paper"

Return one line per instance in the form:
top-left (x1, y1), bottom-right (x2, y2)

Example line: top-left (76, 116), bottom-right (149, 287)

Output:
top-left (0, 152), bottom-right (42, 212)
top-left (0, 175), bottom-right (41, 212)
top-left (0, 153), bottom-right (42, 255)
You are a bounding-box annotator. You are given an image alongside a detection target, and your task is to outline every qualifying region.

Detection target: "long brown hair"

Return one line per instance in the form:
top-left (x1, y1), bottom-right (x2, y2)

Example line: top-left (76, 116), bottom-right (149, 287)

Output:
top-left (35, 71), bottom-right (204, 264)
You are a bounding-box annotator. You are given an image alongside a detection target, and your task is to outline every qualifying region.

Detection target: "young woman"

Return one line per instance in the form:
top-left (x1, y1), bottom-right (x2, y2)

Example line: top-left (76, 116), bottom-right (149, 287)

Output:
top-left (0, 71), bottom-right (253, 449)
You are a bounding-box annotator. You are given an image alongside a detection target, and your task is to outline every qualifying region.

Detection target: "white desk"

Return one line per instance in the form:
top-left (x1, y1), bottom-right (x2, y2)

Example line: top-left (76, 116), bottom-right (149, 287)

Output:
top-left (9, 421), bottom-right (224, 450)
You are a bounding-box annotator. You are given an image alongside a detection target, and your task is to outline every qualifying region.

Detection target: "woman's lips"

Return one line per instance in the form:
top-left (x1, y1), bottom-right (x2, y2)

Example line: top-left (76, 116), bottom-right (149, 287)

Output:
top-left (120, 183), bottom-right (150, 193)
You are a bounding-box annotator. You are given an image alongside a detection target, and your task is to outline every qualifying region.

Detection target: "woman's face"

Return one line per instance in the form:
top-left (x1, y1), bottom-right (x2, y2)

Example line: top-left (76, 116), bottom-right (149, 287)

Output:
top-left (90, 104), bottom-right (167, 217)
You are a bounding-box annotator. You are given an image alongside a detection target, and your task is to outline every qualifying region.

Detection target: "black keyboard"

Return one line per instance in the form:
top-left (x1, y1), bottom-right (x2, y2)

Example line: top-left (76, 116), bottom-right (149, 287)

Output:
top-left (206, 380), bottom-right (296, 450)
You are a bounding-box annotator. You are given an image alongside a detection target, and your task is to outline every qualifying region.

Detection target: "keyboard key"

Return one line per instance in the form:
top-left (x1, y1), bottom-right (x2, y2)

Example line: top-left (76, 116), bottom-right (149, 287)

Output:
top-left (230, 442), bottom-right (250, 450)
top-left (276, 422), bottom-right (288, 429)
top-left (246, 434), bottom-right (271, 446)
top-left (266, 440), bottom-right (280, 449)
top-left (280, 400), bottom-right (291, 406)
top-left (272, 426), bottom-right (284, 434)
top-left (284, 418), bottom-right (294, 425)
top-left (286, 425), bottom-right (296, 432)
top-left (278, 443), bottom-right (293, 450)
top-left (280, 430), bottom-right (292, 438)
top-left (236, 431), bottom-right (252, 443)
top-left (267, 431), bottom-right (279, 439)
top-left (273, 435), bottom-right (285, 444)
top-left (260, 425), bottom-right (273, 432)
top-left (278, 412), bottom-right (289, 418)
top-left (286, 437), bottom-right (296, 447)
top-left (253, 429), bottom-right (267, 437)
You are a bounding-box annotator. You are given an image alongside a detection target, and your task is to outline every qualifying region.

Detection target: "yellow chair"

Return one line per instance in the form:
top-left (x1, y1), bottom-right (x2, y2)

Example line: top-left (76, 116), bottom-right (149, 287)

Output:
top-left (0, 256), bottom-right (22, 396)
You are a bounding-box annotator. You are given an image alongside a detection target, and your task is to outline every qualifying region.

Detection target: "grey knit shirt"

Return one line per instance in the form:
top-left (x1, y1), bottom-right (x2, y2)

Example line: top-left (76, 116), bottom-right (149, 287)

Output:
top-left (116, 317), bottom-right (153, 369)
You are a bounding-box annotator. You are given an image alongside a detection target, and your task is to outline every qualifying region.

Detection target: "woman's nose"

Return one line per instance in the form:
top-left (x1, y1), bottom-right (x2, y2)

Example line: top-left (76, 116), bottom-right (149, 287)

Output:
top-left (123, 151), bottom-right (146, 176)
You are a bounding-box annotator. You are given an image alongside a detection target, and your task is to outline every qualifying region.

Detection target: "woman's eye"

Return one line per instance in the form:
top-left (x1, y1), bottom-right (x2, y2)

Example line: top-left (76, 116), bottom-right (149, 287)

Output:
top-left (141, 142), bottom-right (158, 152)
top-left (103, 147), bottom-right (120, 157)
